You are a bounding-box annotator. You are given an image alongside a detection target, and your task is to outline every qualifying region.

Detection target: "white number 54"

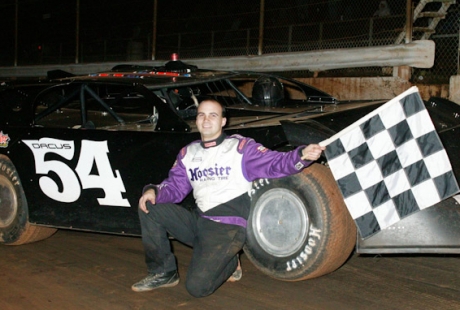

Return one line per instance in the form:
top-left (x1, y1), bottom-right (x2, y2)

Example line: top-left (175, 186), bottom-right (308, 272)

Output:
top-left (23, 138), bottom-right (130, 207)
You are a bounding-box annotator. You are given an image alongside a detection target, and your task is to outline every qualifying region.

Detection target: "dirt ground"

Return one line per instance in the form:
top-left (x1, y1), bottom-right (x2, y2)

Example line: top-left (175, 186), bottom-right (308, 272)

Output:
top-left (1, 230), bottom-right (459, 310)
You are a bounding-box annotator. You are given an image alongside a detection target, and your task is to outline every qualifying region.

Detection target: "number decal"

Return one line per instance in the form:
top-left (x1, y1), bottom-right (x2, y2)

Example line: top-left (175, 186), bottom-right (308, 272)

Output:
top-left (75, 140), bottom-right (129, 206)
top-left (23, 139), bottom-right (80, 203)
top-left (23, 138), bottom-right (130, 207)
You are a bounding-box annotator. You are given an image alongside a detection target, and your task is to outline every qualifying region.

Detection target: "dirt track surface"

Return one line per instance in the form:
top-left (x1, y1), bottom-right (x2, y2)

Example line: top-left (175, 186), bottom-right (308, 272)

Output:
top-left (1, 230), bottom-right (459, 310)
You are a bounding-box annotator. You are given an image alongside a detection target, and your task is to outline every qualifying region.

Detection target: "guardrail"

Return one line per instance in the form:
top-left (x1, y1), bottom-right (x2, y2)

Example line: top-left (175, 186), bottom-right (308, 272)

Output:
top-left (0, 41), bottom-right (434, 78)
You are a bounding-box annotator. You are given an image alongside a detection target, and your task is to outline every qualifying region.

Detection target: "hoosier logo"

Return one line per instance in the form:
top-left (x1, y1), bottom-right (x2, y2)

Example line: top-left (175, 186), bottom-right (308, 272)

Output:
top-left (189, 164), bottom-right (232, 181)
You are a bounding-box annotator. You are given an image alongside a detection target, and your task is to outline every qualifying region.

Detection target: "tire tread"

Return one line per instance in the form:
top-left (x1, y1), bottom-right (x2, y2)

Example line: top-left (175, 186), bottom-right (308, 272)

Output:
top-left (7, 224), bottom-right (57, 245)
top-left (294, 164), bottom-right (356, 280)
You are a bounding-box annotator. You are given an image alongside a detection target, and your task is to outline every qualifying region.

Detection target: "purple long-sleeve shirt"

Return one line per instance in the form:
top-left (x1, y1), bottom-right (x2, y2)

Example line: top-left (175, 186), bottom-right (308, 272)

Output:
top-left (145, 133), bottom-right (312, 213)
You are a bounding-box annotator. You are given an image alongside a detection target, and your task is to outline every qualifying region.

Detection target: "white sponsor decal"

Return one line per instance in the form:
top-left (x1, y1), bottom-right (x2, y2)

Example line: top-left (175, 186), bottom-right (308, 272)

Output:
top-left (23, 138), bottom-right (130, 207)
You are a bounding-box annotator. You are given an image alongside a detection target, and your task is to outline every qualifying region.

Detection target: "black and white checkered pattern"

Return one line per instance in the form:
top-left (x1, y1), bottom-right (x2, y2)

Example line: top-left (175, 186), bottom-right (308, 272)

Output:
top-left (322, 87), bottom-right (459, 239)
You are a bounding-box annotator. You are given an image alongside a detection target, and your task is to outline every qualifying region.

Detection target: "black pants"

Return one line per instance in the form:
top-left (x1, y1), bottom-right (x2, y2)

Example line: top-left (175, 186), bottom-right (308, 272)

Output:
top-left (138, 203), bottom-right (246, 297)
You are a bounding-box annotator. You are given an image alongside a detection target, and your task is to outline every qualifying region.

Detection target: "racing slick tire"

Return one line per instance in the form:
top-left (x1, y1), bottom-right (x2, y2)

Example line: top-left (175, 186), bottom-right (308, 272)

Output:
top-left (243, 163), bottom-right (356, 281)
top-left (0, 155), bottom-right (57, 245)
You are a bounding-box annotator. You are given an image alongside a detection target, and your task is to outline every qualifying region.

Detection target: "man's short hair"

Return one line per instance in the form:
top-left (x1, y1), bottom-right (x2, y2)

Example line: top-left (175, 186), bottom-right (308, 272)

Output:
top-left (198, 99), bottom-right (227, 117)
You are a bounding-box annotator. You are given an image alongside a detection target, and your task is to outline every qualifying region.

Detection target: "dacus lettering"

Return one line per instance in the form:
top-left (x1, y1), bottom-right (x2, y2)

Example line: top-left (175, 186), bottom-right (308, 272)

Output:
top-left (189, 164), bottom-right (231, 181)
top-left (29, 143), bottom-right (72, 149)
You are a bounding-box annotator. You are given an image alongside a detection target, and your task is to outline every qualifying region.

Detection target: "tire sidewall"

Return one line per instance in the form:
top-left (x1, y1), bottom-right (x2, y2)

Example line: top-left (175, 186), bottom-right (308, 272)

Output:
top-left (0, 156), bottom-right (28, 244)
top-left (244, 172), bottom-right (329, 280)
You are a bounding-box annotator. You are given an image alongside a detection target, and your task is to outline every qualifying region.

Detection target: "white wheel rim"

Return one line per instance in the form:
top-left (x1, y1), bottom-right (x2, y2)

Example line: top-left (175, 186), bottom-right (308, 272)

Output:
top-left (252, 188), bottom-right (309, 257)
top-left (0, 175), bottom-right (18, 228)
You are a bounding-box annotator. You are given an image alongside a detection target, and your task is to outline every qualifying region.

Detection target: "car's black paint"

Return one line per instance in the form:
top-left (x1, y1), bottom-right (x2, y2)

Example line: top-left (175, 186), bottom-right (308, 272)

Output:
top-left (1, 61), bottom-right (459, 254)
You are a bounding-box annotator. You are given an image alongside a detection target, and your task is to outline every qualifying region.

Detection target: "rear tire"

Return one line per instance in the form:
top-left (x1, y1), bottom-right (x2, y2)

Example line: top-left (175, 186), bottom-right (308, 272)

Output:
top-left (244, 163), bottom-right (356, 281)
top-left (0, 155), bottom-right (56, 245)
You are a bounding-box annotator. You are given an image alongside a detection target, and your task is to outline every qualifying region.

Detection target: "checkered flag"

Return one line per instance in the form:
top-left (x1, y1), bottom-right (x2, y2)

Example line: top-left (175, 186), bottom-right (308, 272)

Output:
top-left (321, 86), bottom-right (459, 239)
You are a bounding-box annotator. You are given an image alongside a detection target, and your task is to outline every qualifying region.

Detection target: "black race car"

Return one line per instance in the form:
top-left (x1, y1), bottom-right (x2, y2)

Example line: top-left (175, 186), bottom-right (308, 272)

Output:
top-left (1, 58), bottom-right (459, 282)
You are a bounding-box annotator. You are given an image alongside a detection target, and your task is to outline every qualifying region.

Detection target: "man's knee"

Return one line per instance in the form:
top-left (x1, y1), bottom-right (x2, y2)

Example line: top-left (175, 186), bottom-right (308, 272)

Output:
top-left (138, 203), bottom-right (168, 220)
top-left (185, 276), bottom-right (216, 298)
top-left (138, 203), bottom-right (169, 231)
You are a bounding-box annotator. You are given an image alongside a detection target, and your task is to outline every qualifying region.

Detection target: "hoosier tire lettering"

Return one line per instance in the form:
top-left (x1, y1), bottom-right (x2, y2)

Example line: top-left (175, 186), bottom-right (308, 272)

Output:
top-left (286, 226), bottom-right (321, 272)
top-left (244, 164), bottom-right (356, 281)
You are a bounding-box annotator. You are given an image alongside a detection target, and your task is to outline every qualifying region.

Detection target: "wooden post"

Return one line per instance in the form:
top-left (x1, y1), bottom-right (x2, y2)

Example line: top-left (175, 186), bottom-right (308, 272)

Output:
top-left (151, 0), bottom-right (157, 60)
top-left (14, 0), bottom-right (18, 66)
top-left (75, 0), bottom-right (80, 64)
top-left (258, 0), bottom-right (265, 56)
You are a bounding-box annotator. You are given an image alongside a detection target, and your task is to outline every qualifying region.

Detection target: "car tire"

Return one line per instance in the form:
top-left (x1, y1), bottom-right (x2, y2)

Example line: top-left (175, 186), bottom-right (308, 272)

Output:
top-left (243, 163), bottom-right (356, 281)
top-left (0, 155), bottom-right (57, 245)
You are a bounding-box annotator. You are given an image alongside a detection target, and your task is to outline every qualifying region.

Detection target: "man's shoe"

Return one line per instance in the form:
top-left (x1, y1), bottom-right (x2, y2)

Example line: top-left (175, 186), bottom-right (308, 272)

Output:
top-left (131, 270), bottom-right (179, 292)
top-left (227, 255), bottom-right (242, 282)
top-left (228, 267), bottom-right (242, 282)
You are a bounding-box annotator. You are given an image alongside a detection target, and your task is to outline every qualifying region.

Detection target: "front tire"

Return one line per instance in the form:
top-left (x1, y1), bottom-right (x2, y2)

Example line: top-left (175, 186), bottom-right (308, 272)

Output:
top-left (0, 155), bottom-right (56, 245)
top-left (244, 163), bottom-right (356, 281)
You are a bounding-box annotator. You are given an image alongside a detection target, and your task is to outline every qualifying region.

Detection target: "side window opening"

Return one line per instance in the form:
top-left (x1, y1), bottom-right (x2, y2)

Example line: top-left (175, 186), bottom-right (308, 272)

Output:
top-left (33, 83), bottom-right (159, 131)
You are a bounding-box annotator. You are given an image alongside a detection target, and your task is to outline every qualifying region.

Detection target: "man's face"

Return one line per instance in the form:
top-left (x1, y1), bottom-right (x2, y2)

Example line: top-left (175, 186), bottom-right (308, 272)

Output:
top-left (196, 100), bottom-right (227, 141)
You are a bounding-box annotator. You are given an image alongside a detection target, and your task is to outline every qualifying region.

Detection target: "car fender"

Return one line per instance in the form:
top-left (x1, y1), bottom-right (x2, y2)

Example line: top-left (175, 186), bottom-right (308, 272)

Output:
top-left (280, 120), bottom-right (336, 146)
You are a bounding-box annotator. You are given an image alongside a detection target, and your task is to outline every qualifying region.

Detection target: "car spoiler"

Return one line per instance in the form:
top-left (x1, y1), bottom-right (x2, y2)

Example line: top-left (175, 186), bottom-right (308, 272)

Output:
top-left (280, 119), bottom-right (336, 146)
top-left (47, 69), bottom-right (76, 80)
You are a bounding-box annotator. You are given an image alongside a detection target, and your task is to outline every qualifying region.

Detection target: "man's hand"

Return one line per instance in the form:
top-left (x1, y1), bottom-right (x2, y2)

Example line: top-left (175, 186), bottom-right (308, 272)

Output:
top-left (301, 144), bottom-right (325, 161)
top-left (138, 188), bottom-right (156, 214)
